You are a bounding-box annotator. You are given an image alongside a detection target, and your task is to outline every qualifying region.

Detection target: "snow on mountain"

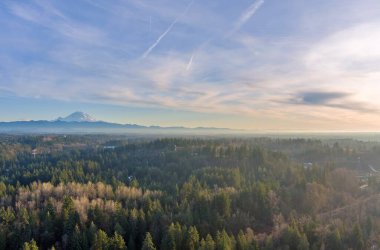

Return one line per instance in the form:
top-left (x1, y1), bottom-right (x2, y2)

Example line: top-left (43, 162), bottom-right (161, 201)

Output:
top-left (57, 112), bottom-right (97, 122)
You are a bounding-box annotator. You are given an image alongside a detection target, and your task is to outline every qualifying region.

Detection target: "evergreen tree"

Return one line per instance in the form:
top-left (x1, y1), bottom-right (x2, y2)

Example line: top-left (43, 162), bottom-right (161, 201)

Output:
top-left (365, 216), bottom-right (373, 238)
top-left (162, 224), bottom-right (176, 250)
top-left (263, 236), bottom-right (274, 250)
top-left (185, 226), bottom-right (199, 250)
top-left (62, 196), bottom-right (79, 236)
top-left (23, 239), bottom-right (38, 250)
top-left (174, 223), bottom-right (184, 250)
top-left (204, 234), bottom-right (215, 250)
top-left (128, 235), bottom-right (136, 250)
top-left (93, 229), bottom-right (110, 250)
top-left (70, 225), bottom-right (83, 250)
top-left (325, 229), bottom-right (343, 250)
top-left (114, 223), bottom-right (126, 237)
top-left (216, 230), bottom-right (233, 250)
top-left (109, 232), bottom-right (127, 250)
top-left (351, 224), bottom-right (364, 250)
top-left (298, 233), bottom-right (309, 250)
top-left (250, 239), bottom-right (259, 250)
top-left (199, 239), bottom-right (207, 250)
top-left (236, 231), bottom-right (248, 250)
top-left (87, 221), bottom-right (98, 246)
top-left (215, 193), bottom-right (231, 218)
top-left (0, 229), bottom-right (6, 250)
top-left (142, 233), bottom-right (156, 250)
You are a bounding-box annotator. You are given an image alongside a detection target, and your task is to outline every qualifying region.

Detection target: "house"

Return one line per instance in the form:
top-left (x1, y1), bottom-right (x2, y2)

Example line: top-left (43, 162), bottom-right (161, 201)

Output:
top-left (303, 162), bottom-right (313, 169)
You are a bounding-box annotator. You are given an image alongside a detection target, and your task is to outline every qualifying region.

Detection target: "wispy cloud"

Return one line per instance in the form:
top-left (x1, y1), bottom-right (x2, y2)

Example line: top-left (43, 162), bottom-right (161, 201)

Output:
top-left (296, 91), bottom-right (349, 105)
top-left (7, 1), bottom-right (105, 44)
top-left (284, 91), bottom-right (377, 113)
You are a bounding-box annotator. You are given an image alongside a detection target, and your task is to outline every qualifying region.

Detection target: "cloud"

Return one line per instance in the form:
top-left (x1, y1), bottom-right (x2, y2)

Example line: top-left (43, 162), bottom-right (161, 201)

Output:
top-left (7, 1), bottom-right (105, 44)
top-left (297, 91), bottom-right (349, 105)
top-left (287, 91), bottom-right (376, 113)
top-left (305, 22), bottom-right (380, 73)
top-left (0, 87), bottom-right (15, 98)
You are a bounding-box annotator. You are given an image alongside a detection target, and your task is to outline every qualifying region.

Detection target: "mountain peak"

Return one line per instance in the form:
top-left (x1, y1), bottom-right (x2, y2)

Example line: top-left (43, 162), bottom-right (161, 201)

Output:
top-left (57, 112), bottom-right (97, 122)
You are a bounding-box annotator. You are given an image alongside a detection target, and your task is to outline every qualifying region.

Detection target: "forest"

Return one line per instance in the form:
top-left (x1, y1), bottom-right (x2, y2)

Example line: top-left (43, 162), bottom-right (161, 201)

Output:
top-left (0, 134), bottom-right (380, 249)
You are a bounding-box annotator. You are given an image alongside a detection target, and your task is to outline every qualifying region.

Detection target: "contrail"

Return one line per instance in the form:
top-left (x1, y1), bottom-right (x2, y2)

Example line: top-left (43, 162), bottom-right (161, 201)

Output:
top-left (142, 1), bottom-right (194, 59)
top-left (149, 16), bottom-right (152, 33)
top-left (229, 0), bottom-right (265, 36)
top-left (186, 39), bottom-right (211, 71)
top-left (142, 20), bottom-right (177, 58)
top-left (186, 53), bottom-right (194, 71)
top-left (186, 0), bottom-right (264, 72)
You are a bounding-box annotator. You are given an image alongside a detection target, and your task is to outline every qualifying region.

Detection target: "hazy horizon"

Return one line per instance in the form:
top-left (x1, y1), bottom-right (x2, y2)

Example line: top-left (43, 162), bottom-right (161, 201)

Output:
top-left (1, 0), bottom-right (380, 131)
top-left (5, 110), bottom-right (380, 134)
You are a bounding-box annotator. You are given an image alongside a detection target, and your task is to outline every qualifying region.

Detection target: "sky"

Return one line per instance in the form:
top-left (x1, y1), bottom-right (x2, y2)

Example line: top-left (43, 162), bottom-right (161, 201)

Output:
top-left (1, 0), bottom-right (380, 131)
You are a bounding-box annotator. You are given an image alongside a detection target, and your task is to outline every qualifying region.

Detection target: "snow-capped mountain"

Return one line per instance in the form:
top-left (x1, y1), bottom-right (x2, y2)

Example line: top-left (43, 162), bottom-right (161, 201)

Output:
top-left (56, 112), bottom-right (97, 122)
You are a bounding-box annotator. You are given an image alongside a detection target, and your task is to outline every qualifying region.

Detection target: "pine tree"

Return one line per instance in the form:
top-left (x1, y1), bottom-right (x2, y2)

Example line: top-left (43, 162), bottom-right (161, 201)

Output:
top-left (365, 216), bottom-right (373, 238)
top-left (250, 239), bottom-right (259, 250)
top-left (263, 236), bottom-right (273, 250)
top-left (185, 226), bottom-right (199, 250)
top-left (110, 232), bottom-right (127, 250)
top-left (114, 223), bottom-right (126, 237)
top-left (93, 229), bottom-right (110, 250)
top-left (23, 239), bottom-right (38, 250)
top-left (128, 235), bottom-right (136, 250)
top-left (0, 229), bottom-right (6, 250)
top-left (70, 225), bottom-right (83, 250)
top-left (237, 231), bottom-right (249, 250)
top-left (206, 234), bottom-right (216, 250)
top-left (199, 239), bottom-right (207, 250)
top-left (214, 193), bottom-right (231, 218)
top-left (351, 224), bottom-right (364, 250)
top-left (137, 209), bottom-right (147, 248)
top-left (162, 224), bottom-right (176, 250)
top-left (325, 229), bottom-right (343, 250)
top-left (297, 233), bottom-right (309, 250)
top-left (142, 233), bottom-right (156, 250)
top-left (174, 223), bottom-right (184, 250)
top-left (216, 230), bottom-right (233, 250)
top-left (62, 196), bottom-right (79, 236)
top-left (87, 221), bottom-right (98, 246)
top-left (128, 208), bottom-right (138, 239)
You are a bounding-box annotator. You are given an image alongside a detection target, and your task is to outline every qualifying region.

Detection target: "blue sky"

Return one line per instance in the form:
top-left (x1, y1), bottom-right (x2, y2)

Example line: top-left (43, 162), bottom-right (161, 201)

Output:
top-left (1, 0), bottom-right (380, 130)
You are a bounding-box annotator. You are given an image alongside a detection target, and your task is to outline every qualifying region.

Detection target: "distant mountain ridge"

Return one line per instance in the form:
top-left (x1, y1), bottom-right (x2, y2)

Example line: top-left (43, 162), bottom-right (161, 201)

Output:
top-left (0, 112), bottom-right (235, 134)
